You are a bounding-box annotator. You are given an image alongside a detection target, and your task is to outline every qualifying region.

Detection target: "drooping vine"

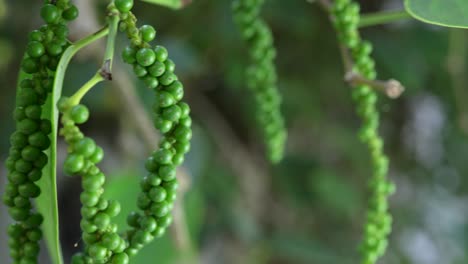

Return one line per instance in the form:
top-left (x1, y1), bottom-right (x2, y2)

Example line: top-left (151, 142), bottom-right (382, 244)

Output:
top-left (329, 0), bottom-right (395, 263)
top-left (50, 1), bottom-right (192, 263)
top-left (3, 1), bottom-right (77, 263)
top-left (232, 0), bottom-right (286, 163)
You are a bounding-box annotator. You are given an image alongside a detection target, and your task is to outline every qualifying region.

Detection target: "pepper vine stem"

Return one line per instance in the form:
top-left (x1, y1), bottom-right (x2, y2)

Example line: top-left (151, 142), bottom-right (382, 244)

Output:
top-left (69, 3), bottom-right (121, 105)
top-left (69, 73), bottom-right (104, 105)
top-left (101, 3), bottom-right (120, 80)
top-left (359, 10), bottom-right (412, 28)
top-left (311, 0), bottom-right (405, 99)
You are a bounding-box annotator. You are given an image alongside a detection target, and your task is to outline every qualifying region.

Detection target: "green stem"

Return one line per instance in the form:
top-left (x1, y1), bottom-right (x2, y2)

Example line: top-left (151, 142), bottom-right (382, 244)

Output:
top-left (69, 73), bottom-right (105, 105)
top-left (359, 10), bottom-right (412, 28)
top-left (101, 5), bottom-right (120, 77)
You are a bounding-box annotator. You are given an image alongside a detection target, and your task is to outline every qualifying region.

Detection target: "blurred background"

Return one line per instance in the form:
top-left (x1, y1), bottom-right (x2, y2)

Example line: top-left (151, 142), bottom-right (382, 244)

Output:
top-left (2, 0), bottom-right (468, 263)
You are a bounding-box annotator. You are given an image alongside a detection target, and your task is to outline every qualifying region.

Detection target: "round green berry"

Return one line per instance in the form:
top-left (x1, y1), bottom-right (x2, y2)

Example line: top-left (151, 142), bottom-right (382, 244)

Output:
top-left (70, 104), bottom-right (89, 124)
top-left (29, 30), bottom-right (43, 42)
top-left (80, 191), bottom-right (100, 207)
top-left (25, 105), bottom-right (42, 120)
top-left (15, 159), bottom-right (33, 173)
top-left (90, 147), bottom-right (104, 164)
top-left (82, 173), bottom-right (105, 191)
top-left (89, 244), bottom-right (107, 260)
top-left (64, 154), bottom-right (85, 175)
top-left (148, 61), bottom-right (165, 77)
top-left (150, 202), bottom-right (170, 217)
top-left (62, 5), bottom-right (79, 21)
top-left (111, 253), bottom-right (129, 264)
top-left (93, 212), bottom-right (110, 230)
top-left (102, 233), bottom-right (121, 250)
top-left (105, 200), bottom-right (121, 217)
top-left (41, 4), bottom-right (60, 24)
top-left (27, 41), bottom-right (45, 58)
top-left (21, 146), bottom-right (41, 161)
top-left (22, 58), bottom-right (38, 74)
top-left (74, 137), bottom-right (96, 157)
top-left (143, 76), bottom-right (159, 89)
top-left (154, 119), bottom-right (173, 133)
top-left (140, 25), bottom-right (156, 42)
top-left (18, 182), bottom-right (41, 198)
top-left (133, 64), bottom-right (147, 77)
top-left (159, 72), bottom-right (177, 86)
top-left (28, 131), bottom-right (50, 150)
top-left (115, 0), bottom-right (134, 13)
top-left (164, 59), bottom-right (175, 72)
top-left (162, 105), bottom-right (182, 122)
top-left (156, 91), bottom-right (176, 107)
top-left (153, 149), bottom-right (173, 164)
top-left (122, 46), bottom-right (137, 64)
top-left (46, 42), bottom-right (63, 56)
top-left (18, 119), bottom-right (39, 134)
top-left (136, 48), bottom-right (156, 67)
top-left (149, 187), bottom-right (167, 202)
top-left (165, 81), bottom-right (184, 101)
top-left (159, 165), bottom-right (176, 181)
top-left (154, 46), bottom-right (168, 62)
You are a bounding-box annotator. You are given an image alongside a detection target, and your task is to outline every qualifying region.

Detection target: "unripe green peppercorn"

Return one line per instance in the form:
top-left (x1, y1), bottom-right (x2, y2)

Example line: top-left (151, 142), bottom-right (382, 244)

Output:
top-left (28, 131), bottom-right (50, 150)
top-left (70, 104), bottom-right (89, 124)
top-left (162, 105), bottom-right (182, 122)
top-left (18, 119), bottom-right (39, 134)
top-left (18, 182), bottom-right (41, 198)
top-left (21, 146), bottom-right (41, 162)
top-left (74, 137), bottom-right (96, 157)
top-left (165, 81), bottom-right (184, 101)
top-left (64, 154), bottom-right (85, 175)
top-left (159, 165), bottom-right (176, 181)
top-left (62, 5), bottom-right (79, 21)
top-left (41, 4), bottom-right (60, 24)
top-left (89, 244), bottom-right (108, 260)
top-left (140, 25), bottom-right (156, 42)
top-left (122, 46), bottom-right (137, 64)
top-left (111, 253), bottom-right (129, 264)
top-left (115, 0), bottom-right (134, 13)
top-left (25, 105), bottom-right (42, 120)
top-left (148, 61), bottom-right (166, 77)
top-left (80, 191), bottom-right (100, 207)
top-left (164, 59), bottom-right (175, 72)
top-left (149, 187), bottom-right (167, 202)
top-left (27, 41), bottom-right (45, 58)
top-left (136, 48), bottom-right (156, 67)
top-left (154, 46), bottom-right (168, 62)
top-left (159, 72), bottom-right (177, 86)
top-left (93, 212), bottom-right (111, 230)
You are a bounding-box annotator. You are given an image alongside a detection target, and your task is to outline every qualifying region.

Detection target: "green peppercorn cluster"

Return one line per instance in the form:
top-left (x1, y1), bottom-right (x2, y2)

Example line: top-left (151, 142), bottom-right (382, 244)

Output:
top-left (232, 0), bottom-right (286, 163)
top-left (3, 1), bottom-right (78, 263)
top-left (118, 2), bottom-right (192, 255)
top-left (56, 100), bottom-right (129, 264)
top-left (330, 1), bottom-right (395, 263)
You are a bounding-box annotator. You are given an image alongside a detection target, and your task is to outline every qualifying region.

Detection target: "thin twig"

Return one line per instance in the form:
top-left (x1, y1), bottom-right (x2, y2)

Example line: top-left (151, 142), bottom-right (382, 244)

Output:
top-left (345, 71), bottom-right (404, 98)
top-left (309, 0), bottom-right (405, 99)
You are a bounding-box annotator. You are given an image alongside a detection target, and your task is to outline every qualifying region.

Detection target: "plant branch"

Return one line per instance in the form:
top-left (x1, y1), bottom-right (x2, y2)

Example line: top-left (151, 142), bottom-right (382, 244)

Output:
top-left (69, 73), bottom-right (104, 105)
top-left (345, 71), bottom-right (404, 99)
top-left (309, 0), bottom-right (405, 98)
top-left (100, 4), bottom-right (120, 80)
top-left (359, 10), bottom-right (412, 28)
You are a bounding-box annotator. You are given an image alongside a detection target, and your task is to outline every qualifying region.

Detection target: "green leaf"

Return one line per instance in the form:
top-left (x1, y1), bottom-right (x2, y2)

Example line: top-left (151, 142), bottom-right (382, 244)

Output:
top-left (35, 27), bottom-right (109, 264)
top-left (36, 94), bottom-right (63, 264)
top-left (404, 0), bottom-right (468, 28)
top-left (140, 0), bottom-right (190, 9)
